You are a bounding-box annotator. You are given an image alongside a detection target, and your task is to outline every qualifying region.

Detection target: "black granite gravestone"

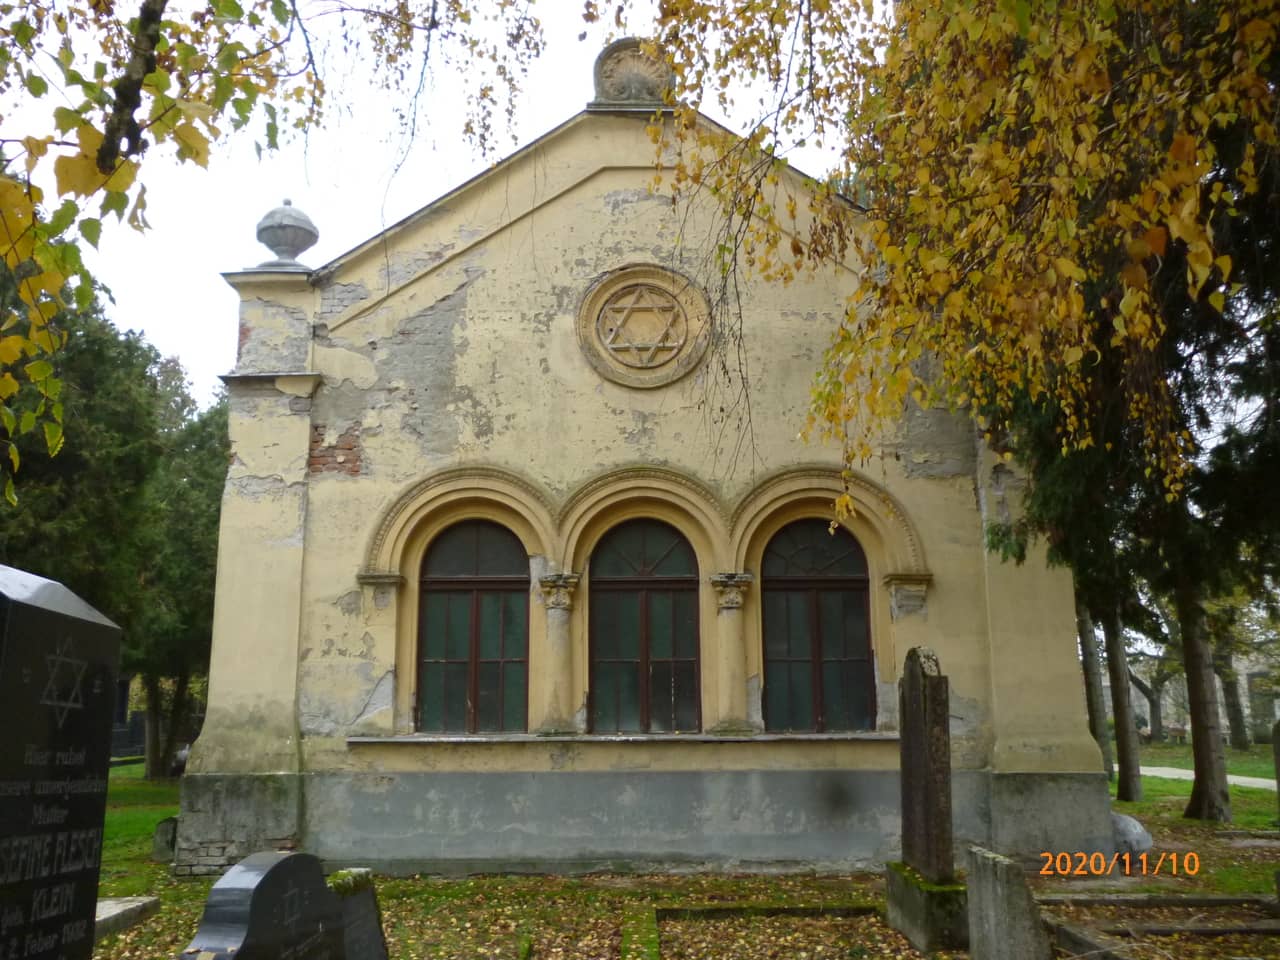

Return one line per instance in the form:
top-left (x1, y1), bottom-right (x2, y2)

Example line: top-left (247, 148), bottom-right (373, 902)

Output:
top-left (0, 565), bottom-right (121, 960)
top-left (179, 852), bottom-right (345, 960)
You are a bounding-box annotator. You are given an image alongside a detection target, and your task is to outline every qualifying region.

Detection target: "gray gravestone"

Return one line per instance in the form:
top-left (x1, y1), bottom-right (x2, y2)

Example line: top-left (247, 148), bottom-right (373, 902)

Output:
top-left (899, 646), bottom-right (953, 882)
top-left (332, 870), bottom-right (388, 960)
top-left (0, 566), bottom-right (121, 960)
top-left (966, 846), bottom-right (1051, 960)
top-left (179, 852), bottom-right (347, 960)
top-left (180, 854), bottom-right (388, 960)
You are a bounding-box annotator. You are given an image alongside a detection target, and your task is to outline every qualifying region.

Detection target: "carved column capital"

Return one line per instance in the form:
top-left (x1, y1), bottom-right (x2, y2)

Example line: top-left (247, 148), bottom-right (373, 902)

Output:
top-left (884, 573), bottom-right (932, 621)
top-left (538, 573), bottom-right (581, 610)
top-left (710, 573), bottom-right (754, 610)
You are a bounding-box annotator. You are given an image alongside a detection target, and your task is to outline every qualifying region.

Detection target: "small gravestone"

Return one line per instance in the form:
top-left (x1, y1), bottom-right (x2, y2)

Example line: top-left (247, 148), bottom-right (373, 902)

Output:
top-left (179, 852), bottom-right (387, 960)
top-left (329, 869), bottom-right (388, 960)
top-left (152, 816), bottom-right (178, 863)
top-left (885, 647), bottom-right (967, 952)
top-left (0, 566), bottom-right (121, 960)
top-left (966, 846), bottom-right (1051, 960)
top-left (178, 852), bottom-right (345, 960)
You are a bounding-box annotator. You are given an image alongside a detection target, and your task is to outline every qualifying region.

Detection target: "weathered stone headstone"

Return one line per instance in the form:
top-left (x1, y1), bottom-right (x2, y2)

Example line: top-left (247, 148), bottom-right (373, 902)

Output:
top-left (885, 647), bottom-right (966, 953)
top-left (329, 869), bottom-right (388, 960)
top-left (152, 816), bottom-right (178, 863)
top-left (899, 646), bottom-right (953, 882)
top-left (178, 852), bottom-right (345, 960)
top-left (0, 566), bottom-right (121, 960)
top-left (966, 846), bottom-right (1051, 960)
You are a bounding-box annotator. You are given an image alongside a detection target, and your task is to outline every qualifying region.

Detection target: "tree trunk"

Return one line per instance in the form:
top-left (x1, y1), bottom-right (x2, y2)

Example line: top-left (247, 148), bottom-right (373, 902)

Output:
top-left (1101, 604), bottom-right (1142, 801)
top-left (161, 669), bottom-right (190, 775)
top-left (1129, 669), bottom-right (1157, 743)
top-left (1078, 603), bottom-right (1114, 780)
top-left (1175, 577), bottom-right (1232, 821)
top-left (142, 673), bottom-right (163, 781)
top-left (1149, 677), bottom-right (1166, 742)
top-left (1213, 647), bottom-right (1252, 751)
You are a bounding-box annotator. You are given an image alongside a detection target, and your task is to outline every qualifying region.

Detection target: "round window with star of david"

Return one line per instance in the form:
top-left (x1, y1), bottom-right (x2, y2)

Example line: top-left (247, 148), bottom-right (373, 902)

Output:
top-left (576, 265), bottom-right (711, 388)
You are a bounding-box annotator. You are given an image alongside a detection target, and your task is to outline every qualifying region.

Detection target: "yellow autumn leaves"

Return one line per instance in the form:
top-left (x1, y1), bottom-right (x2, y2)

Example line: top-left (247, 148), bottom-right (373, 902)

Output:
top-left (653, 0), bottom-right (1277, 486)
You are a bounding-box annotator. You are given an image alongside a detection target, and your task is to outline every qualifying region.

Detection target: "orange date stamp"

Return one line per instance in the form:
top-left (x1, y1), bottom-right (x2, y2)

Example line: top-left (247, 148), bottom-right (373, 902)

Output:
top-left (1039, 851), bottom-right (1201, 877)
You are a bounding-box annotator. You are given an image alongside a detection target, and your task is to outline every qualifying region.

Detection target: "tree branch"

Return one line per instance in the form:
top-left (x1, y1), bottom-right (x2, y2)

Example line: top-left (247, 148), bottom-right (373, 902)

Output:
top-left (97, 0), bottom-right (168, 173)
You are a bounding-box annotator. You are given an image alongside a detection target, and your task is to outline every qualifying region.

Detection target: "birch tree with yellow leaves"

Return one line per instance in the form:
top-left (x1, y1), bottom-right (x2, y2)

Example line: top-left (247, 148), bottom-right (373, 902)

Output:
top-left (648, 0), bottom-right (1278, 821)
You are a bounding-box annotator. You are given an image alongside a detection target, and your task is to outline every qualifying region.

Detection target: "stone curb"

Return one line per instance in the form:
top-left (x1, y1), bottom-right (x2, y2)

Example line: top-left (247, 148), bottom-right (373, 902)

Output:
top-left (94, 896), bottom-right (160, 942)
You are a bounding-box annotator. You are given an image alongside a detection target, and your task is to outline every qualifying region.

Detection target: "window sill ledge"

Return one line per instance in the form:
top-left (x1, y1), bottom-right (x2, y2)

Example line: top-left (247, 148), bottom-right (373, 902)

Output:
top-left (347, 732), bottom-right (899, 745)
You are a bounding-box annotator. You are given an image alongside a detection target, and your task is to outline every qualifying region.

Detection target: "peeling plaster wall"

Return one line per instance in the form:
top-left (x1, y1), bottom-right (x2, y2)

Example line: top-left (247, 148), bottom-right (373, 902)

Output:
top-left (186, 110), bottom-right (1107, 872)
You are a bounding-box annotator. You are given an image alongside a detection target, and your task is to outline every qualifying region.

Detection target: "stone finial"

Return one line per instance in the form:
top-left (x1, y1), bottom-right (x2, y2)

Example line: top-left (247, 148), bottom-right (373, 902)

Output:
top-left (254, 199), bottom-right (318, 271)
top-left (590, 37), bottom-right (674, 108)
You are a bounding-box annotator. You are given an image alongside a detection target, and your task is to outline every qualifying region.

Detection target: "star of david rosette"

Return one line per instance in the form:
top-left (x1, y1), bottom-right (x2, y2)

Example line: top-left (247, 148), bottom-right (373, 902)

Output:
top-left (576, 264), bottom-right (711, 388)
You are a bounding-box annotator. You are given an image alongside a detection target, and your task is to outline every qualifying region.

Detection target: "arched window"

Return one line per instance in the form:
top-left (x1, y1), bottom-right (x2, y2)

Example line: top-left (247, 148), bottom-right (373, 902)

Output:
top-left (762, 519), bottom-right (874, 732)
top-left (418, 520), bottom-right (529, 732)
top-left (589, 519), bottom-right (700, 733)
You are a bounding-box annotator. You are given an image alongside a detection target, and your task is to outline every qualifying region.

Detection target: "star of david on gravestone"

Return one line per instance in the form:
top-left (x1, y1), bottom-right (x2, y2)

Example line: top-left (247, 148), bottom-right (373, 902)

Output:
top-left (40, 636), bottom-right (87, 729)
top-left (282, 885), bottom-right (302, 932)
top-left (599, 285), bottom-right (685, 368)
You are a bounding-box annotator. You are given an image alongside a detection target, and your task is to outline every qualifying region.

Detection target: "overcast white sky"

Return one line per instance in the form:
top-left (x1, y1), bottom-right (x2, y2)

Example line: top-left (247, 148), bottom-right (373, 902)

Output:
top-left (73, 7), bottom-right (840, 407)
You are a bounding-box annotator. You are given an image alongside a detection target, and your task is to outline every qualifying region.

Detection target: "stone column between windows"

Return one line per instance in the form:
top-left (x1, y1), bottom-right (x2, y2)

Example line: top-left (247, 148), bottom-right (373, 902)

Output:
top-left (538, 573), bottom-right (580, 733)
top-left (710, 573), bottom-right (754, 732)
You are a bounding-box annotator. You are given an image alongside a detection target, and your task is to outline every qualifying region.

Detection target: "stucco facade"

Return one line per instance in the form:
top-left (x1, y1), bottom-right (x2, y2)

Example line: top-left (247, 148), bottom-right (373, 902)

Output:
top-left (177, 44), bottom-right (1111, 875)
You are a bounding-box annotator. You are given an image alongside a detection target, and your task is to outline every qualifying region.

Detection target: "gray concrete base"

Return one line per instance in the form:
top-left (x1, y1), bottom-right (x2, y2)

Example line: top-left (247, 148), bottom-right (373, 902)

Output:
top-left (175, 772), bottom-right (301, 874)
top-left (94, 897), bottom-right (159, 941)
top-left (884, 862), bottom-right (967, 953)
top-left (304, 769), bottom-right (902, 872)
top-left (987, 772), bottom-right (1114, 858)
top-left (173, 766), bottom-right (1113, 873)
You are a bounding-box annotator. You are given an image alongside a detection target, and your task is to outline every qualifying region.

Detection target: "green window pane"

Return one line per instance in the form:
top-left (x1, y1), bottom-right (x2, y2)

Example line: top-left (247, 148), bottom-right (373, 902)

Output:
top-left (788, 662), bottom-right (814, 731)
top-left (477, 526), bottom-right (527, 576)
top-left (615, 592), bottom-right (641, 659)
top-left (592, 590), bottom-right (615, 659)
top-left (819, 591), bottom-right (844, 659)
top-left (674, 591), bottom-right (698, 659)
top-left (444, 662), bottom-right (469, 731)
top-left (422, 594), bottom-right (447, 659)
top-left (674, 662), bottom-right (698, 731)
top-left (477, 662), bottom-right (501, 731)
top-left (651, 534), bottom-right (696, 576)
top-left (844, 590), bottom-right (869, 659)
top-left (649, 660), bottom-right (672, 732)
top-left (478, 593), bottom-right (502, 660)
top-left (446, 592), bottom-right (471, 660)
top-left (503, 592), bottom-right (527, 659)
top-left (847, 661), bottom-right (874, 729)
top-left (424, 524), bottom-right (474, 577)
top-left (822, 660), bottom-right (851, 731)
top-left (763, 594), bottom-right (789, 658)
top-left (419, 663), bottom-right (444, 732)
top-left (764, 662), bottom-right (787, 732)
top-left (592, 663), bottom-right (617, 731)
top-left (617, 662), bottom-right (642, 732)
top-left (650, 592), bottom-right (673, 659)
top-left (786, 592), bottom-right (811, 659)
top-left (503, 663), bottom-right (527, 732)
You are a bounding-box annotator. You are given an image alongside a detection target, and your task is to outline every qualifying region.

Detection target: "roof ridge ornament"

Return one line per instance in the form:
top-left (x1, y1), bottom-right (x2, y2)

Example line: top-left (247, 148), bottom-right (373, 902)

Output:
top-left (589, 37), bottom-right (674, 110)
top-left (253, 198), bottom-right (319, 271)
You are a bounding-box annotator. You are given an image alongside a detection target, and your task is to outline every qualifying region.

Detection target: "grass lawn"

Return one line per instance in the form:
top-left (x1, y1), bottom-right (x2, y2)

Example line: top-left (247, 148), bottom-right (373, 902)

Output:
top-left (1096, 774), bottom-right (1280, 897)
top-left (1138, 739), bottom-right (1276, 780)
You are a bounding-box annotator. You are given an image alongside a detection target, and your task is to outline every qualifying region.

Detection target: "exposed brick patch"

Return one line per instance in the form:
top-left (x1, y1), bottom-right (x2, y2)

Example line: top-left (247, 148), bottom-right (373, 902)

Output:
top-left (238, 318), bottom-right (251, 359)
top-left (309, 423), bottom-right (363, 475)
